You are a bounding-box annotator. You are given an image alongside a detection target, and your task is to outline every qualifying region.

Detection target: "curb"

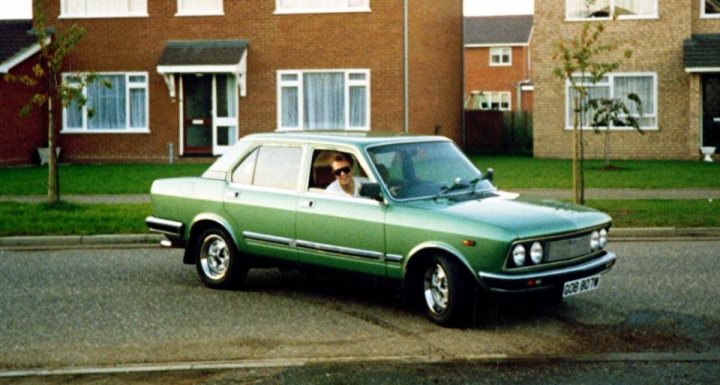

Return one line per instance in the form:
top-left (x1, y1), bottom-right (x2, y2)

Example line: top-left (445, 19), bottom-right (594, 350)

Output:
top-left (1, 229), bottom-right (718, 249)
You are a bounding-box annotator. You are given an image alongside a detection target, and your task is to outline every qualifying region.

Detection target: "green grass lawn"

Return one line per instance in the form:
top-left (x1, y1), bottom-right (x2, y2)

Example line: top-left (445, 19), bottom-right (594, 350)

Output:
top-left (0, 202), bottom-right (150, 236)
top-left (0, 163), bottom-right (210, 195)
top-left (470, 156), bottom-right (720, 189)
top-left (0, 158), bottom-right (718, 236)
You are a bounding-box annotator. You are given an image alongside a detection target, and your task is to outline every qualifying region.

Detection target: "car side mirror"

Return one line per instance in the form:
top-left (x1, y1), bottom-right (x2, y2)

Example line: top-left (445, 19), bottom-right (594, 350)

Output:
top-left (359, 182), bottom-right (384, 202)
top-left (485, 168), bottom-right (494, 182)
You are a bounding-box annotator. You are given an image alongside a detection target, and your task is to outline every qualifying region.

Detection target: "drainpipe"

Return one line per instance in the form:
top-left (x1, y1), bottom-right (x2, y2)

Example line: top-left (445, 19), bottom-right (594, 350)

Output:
top-left (403, 0), bottom-right (409, 134)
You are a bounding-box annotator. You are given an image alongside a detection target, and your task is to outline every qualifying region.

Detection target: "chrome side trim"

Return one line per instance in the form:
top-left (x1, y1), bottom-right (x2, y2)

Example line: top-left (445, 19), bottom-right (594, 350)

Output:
top-left (296, 240), bottom-right (384, 260)
top-left (385, 254), bottom-right (404, 263)
top-left (146, 216), bottom-right (183, 237)
top-left (479, 251), bottom-right (616, 281)
top-left (242, 231), bottom-right (294, 247)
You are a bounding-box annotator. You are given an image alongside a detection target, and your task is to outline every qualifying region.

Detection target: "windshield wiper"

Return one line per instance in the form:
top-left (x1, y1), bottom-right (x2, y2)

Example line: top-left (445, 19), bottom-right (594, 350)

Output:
top-left (434, 177), bottom-right (470, 201)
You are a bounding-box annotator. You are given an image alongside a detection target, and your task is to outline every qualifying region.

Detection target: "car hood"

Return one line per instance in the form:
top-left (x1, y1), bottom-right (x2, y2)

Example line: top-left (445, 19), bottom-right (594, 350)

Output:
top-left (405, 191), bottom-right (611, 239)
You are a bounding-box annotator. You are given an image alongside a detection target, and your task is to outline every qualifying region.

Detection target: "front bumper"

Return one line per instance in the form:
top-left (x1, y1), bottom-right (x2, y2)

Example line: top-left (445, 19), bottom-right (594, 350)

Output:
top-left (478, 251), bottom-right (617, 293)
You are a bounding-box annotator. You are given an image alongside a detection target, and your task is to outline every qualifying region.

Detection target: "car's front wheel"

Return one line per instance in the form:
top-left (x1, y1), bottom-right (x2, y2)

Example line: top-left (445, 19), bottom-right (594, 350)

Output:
top-left (422, 255), bottom-right (472, 326)
top-left (195, 227), bottom-right (247, 289)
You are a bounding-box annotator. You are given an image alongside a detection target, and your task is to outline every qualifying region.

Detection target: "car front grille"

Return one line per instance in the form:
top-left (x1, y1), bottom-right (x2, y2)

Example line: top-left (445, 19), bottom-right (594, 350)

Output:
top-left (546, 234), bottom-right (592, 262)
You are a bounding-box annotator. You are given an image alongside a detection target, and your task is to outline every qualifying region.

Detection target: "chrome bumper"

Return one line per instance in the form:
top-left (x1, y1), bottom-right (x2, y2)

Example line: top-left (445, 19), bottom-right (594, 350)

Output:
top-left (478, 251), bottom-right (617, 293)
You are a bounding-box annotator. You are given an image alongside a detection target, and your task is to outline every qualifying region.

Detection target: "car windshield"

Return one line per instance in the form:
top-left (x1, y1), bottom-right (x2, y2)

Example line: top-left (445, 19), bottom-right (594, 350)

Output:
top-left (367, 140), bottom-right (495, 200)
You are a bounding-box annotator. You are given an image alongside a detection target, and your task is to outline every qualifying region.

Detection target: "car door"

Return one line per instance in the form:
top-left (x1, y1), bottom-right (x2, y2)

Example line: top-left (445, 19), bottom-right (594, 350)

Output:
top-left (295, 147), bottom-right (387, 276)
top-left (223, 144), bottom-right (305, 263)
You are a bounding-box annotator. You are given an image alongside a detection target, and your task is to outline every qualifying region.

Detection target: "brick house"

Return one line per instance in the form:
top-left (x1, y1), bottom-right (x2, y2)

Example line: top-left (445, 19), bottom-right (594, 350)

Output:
top-left (0, 0), bottom-right (462, 165)
top-left (0, 20), bottom-right (49, 166)
top-left (463, 15), bottom-right (533, 112)
top-left (533, 0), bottom-right (720, 160)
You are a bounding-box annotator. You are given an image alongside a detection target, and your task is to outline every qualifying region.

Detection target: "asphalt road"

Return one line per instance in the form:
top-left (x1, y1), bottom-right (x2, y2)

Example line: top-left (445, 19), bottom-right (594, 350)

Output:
top-left (0, 240), bottom-right (719, 382)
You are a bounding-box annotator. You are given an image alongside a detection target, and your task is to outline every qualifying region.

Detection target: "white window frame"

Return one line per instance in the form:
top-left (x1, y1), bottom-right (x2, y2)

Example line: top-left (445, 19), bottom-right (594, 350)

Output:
top-left (564, 72), bottom-right (658, 130)
top-left (61, 72), bottom-right (150, 133)
top-left (275, 0), bottom-right (371, 15)
top-left (489, 47), bottom-right (512, 66)
top-left (565, 0), bottom-right (658, 21)
top-left (176, 0), bottom-right (224, 16)
top-left (60, 0), bottom-right (148, 18)
top-left (477, 91), bottom-right (511, 111)
top-left (701, 0), bottom-right (720, 18)
top-left (277, 69), bottom-right (371, 131)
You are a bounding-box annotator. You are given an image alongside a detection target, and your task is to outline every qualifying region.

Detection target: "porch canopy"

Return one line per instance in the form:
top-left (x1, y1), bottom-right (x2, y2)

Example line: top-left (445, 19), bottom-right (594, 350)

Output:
top-left (684, 34), bottom-right (720, 73)
top-left (156, 39), bottom-right (248, 97)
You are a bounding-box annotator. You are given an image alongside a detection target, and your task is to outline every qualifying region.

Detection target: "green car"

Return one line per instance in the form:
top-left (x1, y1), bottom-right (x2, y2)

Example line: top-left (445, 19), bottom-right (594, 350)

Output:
top-left (146, 132), bottom-right (616, 326)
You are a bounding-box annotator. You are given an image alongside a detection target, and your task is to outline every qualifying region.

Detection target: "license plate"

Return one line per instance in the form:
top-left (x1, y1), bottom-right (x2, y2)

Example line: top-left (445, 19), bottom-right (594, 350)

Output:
top-left (562, 275), bottom-right (601, 298)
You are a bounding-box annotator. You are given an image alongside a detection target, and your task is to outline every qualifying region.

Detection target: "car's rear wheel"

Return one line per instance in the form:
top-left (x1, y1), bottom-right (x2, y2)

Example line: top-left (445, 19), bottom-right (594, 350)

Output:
top-left (195, 227), bottom-right (247, 289)
top-left (422, 255), bottom-right (472, 327)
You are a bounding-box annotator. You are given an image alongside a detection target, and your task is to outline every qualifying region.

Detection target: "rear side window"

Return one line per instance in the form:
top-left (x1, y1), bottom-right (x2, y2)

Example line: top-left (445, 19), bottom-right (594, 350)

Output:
top-left (231, 145), bottom-right (302, 190)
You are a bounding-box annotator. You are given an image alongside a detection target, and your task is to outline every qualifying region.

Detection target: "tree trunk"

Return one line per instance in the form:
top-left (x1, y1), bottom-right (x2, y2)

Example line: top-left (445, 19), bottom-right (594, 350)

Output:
top-left (47, 95), bottom-right (60, 205)
top-left (604, 128), bottom-right (611, 168)
top-left (572, 95), bottom-right (581, 204)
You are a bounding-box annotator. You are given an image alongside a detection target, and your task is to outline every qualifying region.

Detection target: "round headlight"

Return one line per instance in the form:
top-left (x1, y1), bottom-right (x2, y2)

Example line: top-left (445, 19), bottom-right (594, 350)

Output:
top-left (530, 242), bottom-right (543, 264)
top-left (590, 231), bottom-right (600, 250)
top-left (512, 245), bottom-right (526, 266)
top-left (599, 229), bottom-right (608, 248)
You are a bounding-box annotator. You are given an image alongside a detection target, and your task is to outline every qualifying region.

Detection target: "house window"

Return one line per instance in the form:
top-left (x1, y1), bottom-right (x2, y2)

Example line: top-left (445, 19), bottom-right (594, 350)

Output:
top-left (275, 0), bottom-right (370, 14)
top-left (702, 0), bottom-right (720, 18)
top-left (477, 92), bottom-right (511, 111)
top-left (565, 73), bottom-right (657, 129)
top-left (176, 0), bottom-right (223, 16)
top-left (63, 73), bottom-right (149, 132)
top-left (278, 70), bottom-right (370, 130)
top-left (566, 0), bottom-right (657, 20)
top-left (61, 0), bottom-right (148, 18)
top-left (490, 47), bottom-right (512, 66)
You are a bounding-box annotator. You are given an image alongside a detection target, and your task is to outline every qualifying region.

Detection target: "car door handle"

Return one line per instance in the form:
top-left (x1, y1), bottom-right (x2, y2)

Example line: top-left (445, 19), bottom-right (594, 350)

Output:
top-left (300, 200), bottom-right (315, 209)
top-left (226, 191), bottom-right (241, 199)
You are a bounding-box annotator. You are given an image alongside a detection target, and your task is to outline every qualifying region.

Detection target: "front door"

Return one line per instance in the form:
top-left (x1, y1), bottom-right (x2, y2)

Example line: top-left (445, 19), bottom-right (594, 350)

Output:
top-left (702, 75), bottom-right (720, 148)
top-left (183, 75), bottom-right (213, 155)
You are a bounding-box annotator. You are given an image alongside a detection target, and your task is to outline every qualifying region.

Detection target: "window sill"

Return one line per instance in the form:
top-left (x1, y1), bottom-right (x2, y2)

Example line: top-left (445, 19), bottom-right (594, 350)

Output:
top-left (565, 15), bottom-right (659, 22)
top-left (61, 129), bottom-right (151, 134)
top-left (59, 13), bottom-right (149, 19)
top-left (274, 7), bottom-right (371, 15)
top-left (175, 11), bottom-right (225, 17)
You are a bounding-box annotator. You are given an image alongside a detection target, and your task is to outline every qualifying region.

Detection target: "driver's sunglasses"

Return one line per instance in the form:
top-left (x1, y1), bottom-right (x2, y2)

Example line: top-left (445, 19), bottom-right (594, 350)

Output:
top-left (333, 166), bottom-right (352, 177)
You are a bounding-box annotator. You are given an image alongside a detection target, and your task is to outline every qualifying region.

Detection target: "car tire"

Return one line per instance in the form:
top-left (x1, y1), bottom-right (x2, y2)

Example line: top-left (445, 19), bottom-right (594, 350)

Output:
top-left (421, 255), bottom-right (472, 327)
top-left (194, 226), bottom-right (248, 289)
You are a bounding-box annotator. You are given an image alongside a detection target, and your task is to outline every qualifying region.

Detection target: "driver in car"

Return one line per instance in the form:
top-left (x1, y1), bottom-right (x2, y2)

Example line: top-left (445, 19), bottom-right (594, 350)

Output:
top-left (325, 153), bottom-right (369, 197)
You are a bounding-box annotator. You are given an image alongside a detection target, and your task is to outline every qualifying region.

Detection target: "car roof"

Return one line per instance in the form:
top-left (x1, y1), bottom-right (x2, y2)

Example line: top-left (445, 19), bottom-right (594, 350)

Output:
top-left (241, 131), bottom-right (448, 147)
top-left (203, 131), bottom-right (452, 178)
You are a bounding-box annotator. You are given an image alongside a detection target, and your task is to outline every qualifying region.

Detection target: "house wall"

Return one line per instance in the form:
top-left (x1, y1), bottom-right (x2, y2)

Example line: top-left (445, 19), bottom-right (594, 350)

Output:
top-left (30, 0), bottom-right (462, 164)
top-left (464, 45), bottom-right (531, 112)
top-left (0, 55), bottom-right (47, 166)
top-left (408, 1), bottom-right (463, 141)
top-left (533, 0), bottom-right (699, 160)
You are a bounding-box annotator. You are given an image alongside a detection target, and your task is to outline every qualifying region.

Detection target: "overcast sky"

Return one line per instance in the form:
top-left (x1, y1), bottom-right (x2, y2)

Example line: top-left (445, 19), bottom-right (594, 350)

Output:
top-left (464, 0), bottom-right (533, 16)
top-left (0, 0), bottom-right (534, 19)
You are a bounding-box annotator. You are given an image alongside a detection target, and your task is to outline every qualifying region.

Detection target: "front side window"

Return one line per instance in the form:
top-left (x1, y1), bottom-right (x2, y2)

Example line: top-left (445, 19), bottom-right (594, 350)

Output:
top-left (565, 73), bottom-right (657, 129)
top-left (231, 146), bottom-right (303, 190)
top-left (566, 0), bottom-right (657, 20)
top-left (278, 70), bottom-right (369, 130)
top-left (490, 47), bottom-right (512, 66)
top-left (477, 92), bottom-right (511, 111)
top-left (61, 0), bottom-right (147, 18)
top-left (276, 0), bottom-right (369, 14)
top-left (63, 73), bottom-right (149, 132)
top-left (177, 0), bottom-right (223, 16)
